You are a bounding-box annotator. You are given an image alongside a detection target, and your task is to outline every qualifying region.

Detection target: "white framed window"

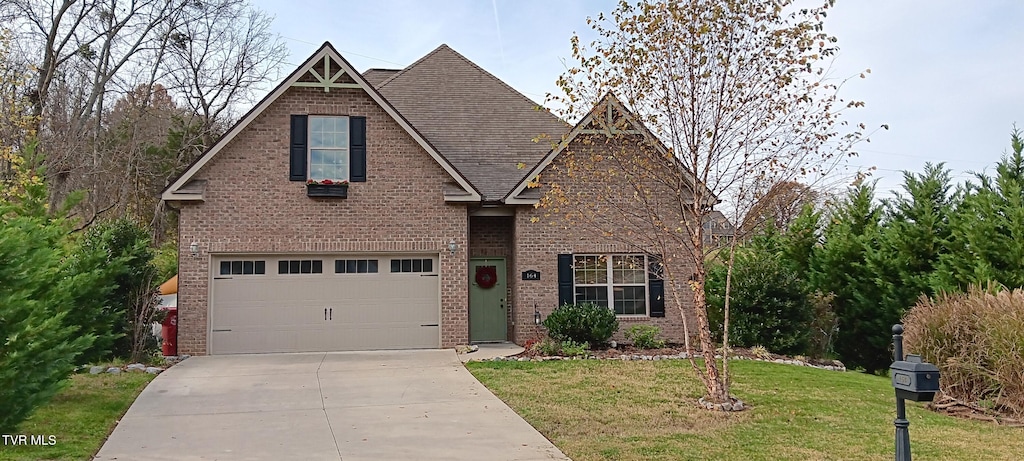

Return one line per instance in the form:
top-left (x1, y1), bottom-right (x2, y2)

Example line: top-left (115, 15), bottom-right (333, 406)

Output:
top-left (308, 116), bottom-right (349, 182)
top-left (574, 254), bottom-right (647, 316)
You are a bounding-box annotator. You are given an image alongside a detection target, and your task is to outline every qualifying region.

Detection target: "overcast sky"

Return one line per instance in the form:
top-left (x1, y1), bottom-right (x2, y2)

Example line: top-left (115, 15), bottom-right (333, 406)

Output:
top-left (254, 0), bottom-right (1024, 200)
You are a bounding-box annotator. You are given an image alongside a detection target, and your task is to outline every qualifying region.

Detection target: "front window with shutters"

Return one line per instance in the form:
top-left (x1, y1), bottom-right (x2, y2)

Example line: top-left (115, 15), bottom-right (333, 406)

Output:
top-left (574, 254), bottom-right (647, 316)
top-left (308, 116), bottom-right (349, 182)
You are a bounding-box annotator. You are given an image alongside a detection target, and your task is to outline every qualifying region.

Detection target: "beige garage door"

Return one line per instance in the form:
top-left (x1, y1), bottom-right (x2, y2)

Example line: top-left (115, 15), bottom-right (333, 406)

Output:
top-left (210, 255), bottom-right (440, 354)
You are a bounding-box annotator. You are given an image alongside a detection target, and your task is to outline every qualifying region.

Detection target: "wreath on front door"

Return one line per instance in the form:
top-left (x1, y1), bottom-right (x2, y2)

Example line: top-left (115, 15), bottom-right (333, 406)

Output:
top-left (475, 266), bottom-right (497, 289)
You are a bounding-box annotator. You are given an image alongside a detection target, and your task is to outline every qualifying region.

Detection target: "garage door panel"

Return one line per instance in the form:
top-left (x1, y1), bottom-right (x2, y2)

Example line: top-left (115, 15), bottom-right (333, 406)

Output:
top-left (213, 300), bottom-right (318, 328)
top-left (211, 255), bottom-right (440, 354)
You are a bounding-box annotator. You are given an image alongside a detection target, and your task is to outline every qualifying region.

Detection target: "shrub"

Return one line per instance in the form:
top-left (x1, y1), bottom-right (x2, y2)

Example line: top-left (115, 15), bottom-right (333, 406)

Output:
top-left (0, 171), bottom-right (97, 432)
top-left (624, 325), bottom-right (666, 349)
top-left (707, 246), bottom-right (812, 356)
top-left (74, 218), bottom-right (160, 362)
top-left (543, 302), bottom-right (619, 346)
top-left (750, 345), bottom-right (772, 360)
top-left (903, 286), bottom-right (1024, 419)
top-left (532, 338), bottom-right (562, 356)
top-left (152, 238), bottom-right (178, 283)
top-left (560, 340), bottom-right (590, 357)
top-left (807, 291), bottom-right (839, 359)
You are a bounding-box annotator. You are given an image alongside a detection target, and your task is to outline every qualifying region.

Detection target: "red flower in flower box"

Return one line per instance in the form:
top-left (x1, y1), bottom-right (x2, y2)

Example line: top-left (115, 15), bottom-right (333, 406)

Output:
top-left (305, 179), bottom-right (349, 197)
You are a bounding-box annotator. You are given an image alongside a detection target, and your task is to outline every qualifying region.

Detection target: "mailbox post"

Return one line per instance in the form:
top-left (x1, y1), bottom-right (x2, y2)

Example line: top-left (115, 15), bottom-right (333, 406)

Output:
top-left (890, 324), bottom-right (941, 461)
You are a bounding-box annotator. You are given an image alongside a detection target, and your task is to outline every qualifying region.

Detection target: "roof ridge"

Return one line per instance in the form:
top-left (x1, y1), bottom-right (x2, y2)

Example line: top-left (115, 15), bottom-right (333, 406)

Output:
top-left (377, 44), bottom-right (451, 88)
top-left (438, 45), bottom-right (565, 127)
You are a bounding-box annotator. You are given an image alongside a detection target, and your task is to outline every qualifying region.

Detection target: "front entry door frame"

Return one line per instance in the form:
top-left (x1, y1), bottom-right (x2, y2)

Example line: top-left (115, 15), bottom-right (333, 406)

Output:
top-left (469, 257), bottom-right (507, 342)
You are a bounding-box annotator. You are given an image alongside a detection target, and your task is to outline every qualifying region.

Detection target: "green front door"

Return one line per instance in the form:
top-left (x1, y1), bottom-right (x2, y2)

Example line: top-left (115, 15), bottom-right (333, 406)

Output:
top-left (470, 258), bottom-right (507, 342)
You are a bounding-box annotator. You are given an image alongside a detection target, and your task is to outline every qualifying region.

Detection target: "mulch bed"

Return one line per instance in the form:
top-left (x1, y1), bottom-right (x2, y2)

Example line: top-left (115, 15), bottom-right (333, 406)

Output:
top-left (930, 395), bottom-right (1024, 427)
top-left (517, 342), bottom-right (845, 369)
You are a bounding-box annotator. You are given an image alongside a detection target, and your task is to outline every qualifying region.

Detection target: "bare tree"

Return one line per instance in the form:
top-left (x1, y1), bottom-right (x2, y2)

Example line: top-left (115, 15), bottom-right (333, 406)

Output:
top-left (162, 0), bottom-right (286, 147)
top-left (739, 180), bottom-right (820, 237)
top-left (127, 269), bottom-right (160, 363)
top-left (541, 0), bottom-right (875, 406)
top-left (2, 0), bottom-right (188, 220)
top-left (1, 0), bottom-right (285, 234)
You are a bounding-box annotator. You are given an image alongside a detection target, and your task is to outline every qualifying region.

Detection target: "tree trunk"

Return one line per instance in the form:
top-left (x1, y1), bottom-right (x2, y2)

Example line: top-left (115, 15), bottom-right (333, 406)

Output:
top-left (693, 275), bottom-right (730, 403)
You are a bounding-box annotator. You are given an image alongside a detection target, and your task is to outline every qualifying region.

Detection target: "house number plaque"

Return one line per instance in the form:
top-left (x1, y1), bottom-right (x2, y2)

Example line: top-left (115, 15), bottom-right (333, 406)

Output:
top-left (522, 270), bottom-right (540, 281)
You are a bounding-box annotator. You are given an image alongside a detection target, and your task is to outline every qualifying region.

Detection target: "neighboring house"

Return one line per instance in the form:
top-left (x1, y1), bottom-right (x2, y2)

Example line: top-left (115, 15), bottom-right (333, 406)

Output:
top-left (704, 211), bottom-right (737, 244)
top-left (162, 42), bottom-right (698, 355)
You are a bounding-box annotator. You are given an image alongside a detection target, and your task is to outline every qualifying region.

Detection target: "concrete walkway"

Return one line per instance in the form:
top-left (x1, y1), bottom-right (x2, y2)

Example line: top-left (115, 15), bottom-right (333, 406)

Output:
top-left (95, 350), bottom-right (568, 461)
top-left (457, 342), bottom-right (525, 363)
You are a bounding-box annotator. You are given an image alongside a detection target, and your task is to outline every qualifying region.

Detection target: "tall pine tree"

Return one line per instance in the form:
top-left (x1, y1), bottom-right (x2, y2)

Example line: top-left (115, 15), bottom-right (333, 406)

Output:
top-left (811, 183), bottom-right (887, 372)
top-left (870, 163), bottom-right (955, 324)
top-left (937, 130), bottom-right (1024, 290)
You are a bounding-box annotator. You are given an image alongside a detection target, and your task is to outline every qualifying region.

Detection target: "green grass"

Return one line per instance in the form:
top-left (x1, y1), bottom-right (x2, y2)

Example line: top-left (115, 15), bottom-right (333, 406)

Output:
top-left (0, 372), bottom-right (154, 461)
top-left (468, 359), bottom-right (1024, 461)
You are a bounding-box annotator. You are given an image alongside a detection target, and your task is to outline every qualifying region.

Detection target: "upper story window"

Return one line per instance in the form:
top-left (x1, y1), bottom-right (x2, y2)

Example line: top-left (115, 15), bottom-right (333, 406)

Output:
top-left (309, 116), bottom-right (349, 182)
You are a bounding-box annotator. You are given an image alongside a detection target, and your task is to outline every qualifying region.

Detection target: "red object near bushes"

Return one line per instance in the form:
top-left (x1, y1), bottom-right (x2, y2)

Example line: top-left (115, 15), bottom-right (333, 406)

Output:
top-left (161, 308), bottom-right (178, 356)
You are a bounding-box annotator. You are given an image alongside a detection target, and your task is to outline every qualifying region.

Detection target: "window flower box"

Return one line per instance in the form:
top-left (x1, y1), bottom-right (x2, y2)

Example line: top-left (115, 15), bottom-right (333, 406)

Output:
top-left (306, 179), bottom-right (349, 198)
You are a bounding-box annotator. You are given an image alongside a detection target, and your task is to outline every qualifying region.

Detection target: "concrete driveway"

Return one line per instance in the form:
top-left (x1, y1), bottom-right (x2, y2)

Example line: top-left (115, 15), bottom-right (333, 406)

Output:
top-left (95, 350), bottom-right (569, 460)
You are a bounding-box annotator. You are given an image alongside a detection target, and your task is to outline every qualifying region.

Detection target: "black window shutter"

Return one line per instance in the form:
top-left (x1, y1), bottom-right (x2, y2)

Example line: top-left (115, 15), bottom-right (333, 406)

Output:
top-left (350, 116), bottom-right (366, 182)
top-left (289, 115), bottom-right (308, 181)
top-left (648, 255), bottom-right (665, 317)
top-left (557, 254), bottom-right (574, 307)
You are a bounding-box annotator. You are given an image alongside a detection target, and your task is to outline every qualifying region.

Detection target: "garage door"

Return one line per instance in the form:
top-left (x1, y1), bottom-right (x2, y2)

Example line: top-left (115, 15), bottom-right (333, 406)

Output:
top-left (210, 255), bottom-right (440, 354)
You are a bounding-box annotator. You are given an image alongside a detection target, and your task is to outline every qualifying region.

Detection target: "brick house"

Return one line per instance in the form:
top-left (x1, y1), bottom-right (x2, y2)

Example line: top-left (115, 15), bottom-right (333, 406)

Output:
top-left (162, 42), bottom-right (696, 355)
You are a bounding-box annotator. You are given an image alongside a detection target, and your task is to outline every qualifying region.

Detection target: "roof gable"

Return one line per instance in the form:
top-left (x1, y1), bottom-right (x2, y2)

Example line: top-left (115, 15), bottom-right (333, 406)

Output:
top-left (375, 45), bottom-right (569, 201)
top-left (506, 93), bottom-right (714, 205)
top-left (162, 42), bottom-right (480, 202)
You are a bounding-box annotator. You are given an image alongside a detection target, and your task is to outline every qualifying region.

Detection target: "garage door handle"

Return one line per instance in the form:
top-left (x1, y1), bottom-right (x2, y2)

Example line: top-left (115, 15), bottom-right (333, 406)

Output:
top-left (329, 308), bottom-right (332, 321)
top-left (324, 308), bottom-right (328, 321)
top-left (214, 277), bottom-right (232, 280)
top-left (421, 324), bottom-right (439, 327)
top-left (213, 329), bottom-right (232, 332)
top-left (420, 274), bottom-right (438, 277)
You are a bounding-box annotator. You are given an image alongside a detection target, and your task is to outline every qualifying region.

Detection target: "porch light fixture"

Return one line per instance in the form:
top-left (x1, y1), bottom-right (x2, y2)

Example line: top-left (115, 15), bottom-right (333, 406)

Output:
top-left (534, 304), bottom-right (542, 325)
top-left (447, 239), bottom-right (458, 255)
top-left (189, 241), bottom-right (199, 257)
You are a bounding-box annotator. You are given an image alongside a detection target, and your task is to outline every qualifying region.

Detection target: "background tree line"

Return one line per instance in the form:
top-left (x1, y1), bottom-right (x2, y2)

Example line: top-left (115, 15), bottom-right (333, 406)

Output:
top-left (707, 129), bottom-right (1024, 374)
top-left (0, 0), bottom-right (286, 240)
top-left (0, 0), bottom-right (286, 432)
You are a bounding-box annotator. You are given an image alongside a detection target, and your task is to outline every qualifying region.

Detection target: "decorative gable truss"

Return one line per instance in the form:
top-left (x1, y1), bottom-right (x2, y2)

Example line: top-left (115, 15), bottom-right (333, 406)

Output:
top-left (161, 42), bottom-right (481, 203)
top-left (506, 93), bottom-right (671, 205)
top-left (292, 55), bottom-right (362, 92)
top-left (579, 100), bottom-right (644, 137)
top-left (505, 93), bottom-right (717, 207)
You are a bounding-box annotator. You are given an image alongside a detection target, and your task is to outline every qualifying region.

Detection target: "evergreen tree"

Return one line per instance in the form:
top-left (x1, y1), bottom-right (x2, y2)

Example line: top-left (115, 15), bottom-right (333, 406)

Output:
top-left (870, 163), bottom-right (956, 324)
top-left (937, 130), bottom-right (1024, 290)
top-left (0, 144), bottom-right (99, 432)
top-left (779, 204), bottom-right (822, 279)
top-left (810, 183), bottom-right (888, 372)
top-left (707, 230), bottom-right (812, 355)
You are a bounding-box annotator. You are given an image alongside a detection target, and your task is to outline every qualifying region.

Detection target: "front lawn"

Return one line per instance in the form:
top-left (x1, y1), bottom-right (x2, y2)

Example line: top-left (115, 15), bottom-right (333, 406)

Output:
top-left (0, 372), bottom-right (153, 461)
top-left (468, 359), bottom-right (1024, 461)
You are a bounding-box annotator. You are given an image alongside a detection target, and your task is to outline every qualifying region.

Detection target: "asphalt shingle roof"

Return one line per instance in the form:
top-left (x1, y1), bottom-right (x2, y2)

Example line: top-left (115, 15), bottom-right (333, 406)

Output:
top-left (375, 45), bottom-right (569, 200)
top-left (362, 68), bottom-right (401, 87)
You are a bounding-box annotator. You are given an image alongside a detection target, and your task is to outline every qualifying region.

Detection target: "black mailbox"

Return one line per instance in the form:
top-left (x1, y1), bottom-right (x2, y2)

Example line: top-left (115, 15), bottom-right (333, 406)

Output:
top-left (890, 354), bottom-right (940, 402)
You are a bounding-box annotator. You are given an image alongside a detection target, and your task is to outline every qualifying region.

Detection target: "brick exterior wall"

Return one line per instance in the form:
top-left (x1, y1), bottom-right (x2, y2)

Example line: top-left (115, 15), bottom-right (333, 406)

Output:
top-left (174, 85), bottom-right (469, 355)
top-left (511, 135), bottom-right (697, 346)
